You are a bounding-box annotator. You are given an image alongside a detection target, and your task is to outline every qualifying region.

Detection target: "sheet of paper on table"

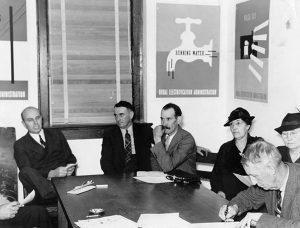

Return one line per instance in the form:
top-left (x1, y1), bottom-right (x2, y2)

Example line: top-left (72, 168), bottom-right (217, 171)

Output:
top-left (233, 173), bottom-right (253, 187)
top-left (190, 222), bottom-right (239, 228)
top-left (133, 171), bottom-right (173, 184)
top-left (75, 215), bottom-right (138, 228)
top-left (137, 212), bottom-right (190, 228)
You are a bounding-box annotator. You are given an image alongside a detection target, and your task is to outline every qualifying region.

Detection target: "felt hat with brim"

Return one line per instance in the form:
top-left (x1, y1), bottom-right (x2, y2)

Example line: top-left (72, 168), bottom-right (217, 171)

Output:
top-left (224, 107), bottom-right (255, 126)
top-left (275, 113), bottom-right (300, 134)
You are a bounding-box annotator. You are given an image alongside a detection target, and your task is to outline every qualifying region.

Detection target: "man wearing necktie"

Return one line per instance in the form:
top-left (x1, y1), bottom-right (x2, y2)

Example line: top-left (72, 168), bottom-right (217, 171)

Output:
top-left (14, 106), bottom-right (77, 204)
top-left (151, 103), bottom-right (197, 176)
top-left (219, 140), bottom-right (300, 228)
top-left (101, 101), bottom-right (154, 174)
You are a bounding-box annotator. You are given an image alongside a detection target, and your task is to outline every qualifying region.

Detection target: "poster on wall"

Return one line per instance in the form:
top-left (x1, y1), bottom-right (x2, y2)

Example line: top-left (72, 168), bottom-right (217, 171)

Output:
top-left (156, 2), bottom-right (220, 97)
top-left (0, 0), bottom-right (27, 41)
top-left (235, 0), bottom-right (270, 102)
top-left (0, 0), bottom-right (28, 100)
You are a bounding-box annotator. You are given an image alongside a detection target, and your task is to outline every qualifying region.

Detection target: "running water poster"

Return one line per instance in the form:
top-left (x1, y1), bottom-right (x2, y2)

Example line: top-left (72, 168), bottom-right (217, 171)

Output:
top-left (156, 2), bottom-right (220, 97)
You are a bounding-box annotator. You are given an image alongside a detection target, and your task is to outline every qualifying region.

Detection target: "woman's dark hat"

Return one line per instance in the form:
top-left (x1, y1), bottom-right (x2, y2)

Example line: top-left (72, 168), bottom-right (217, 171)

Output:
top-left (275, 113), bottom-right (300, 134)
top-left (224, 107), bottom-right (255, 126)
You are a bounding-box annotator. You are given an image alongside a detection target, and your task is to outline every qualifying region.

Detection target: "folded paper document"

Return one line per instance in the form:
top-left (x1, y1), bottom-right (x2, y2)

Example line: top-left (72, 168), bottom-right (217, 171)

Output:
top-left (134, 171), bottom-right (173, 184)
top-left (68, 180), bottom-right (96, 194)
top-left (67, 185), bottom-right (95, 195)
top-left (19, 190), bottom-right (35, 205)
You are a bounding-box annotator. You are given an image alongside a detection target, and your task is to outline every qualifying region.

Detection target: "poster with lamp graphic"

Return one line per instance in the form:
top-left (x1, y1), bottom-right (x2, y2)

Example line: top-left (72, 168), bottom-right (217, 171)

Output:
top-left (156, 2), bottom-right (220, 97)
top-left (235, 0), bottom-right (270, 102)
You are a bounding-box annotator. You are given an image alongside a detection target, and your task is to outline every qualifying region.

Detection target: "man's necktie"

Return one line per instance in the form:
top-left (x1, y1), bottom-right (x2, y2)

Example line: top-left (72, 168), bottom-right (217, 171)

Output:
top-left (39, 134), bottom-right (46, 148)
top-left (275, 190), bottom-right (282, 217)
top-left (164, 134), bottom-right (170, 150)
top-left (124, 130), bottom-right (132, 163)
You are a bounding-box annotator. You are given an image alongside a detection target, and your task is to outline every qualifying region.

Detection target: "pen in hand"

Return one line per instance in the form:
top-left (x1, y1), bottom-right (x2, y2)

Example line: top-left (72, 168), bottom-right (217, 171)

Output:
top-left (224, 205), bottom-right (234, 222)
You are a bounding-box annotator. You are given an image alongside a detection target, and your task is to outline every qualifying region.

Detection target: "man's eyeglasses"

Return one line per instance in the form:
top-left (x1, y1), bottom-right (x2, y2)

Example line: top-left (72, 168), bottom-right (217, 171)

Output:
top-left (282, 130), bottom-right (300, 138)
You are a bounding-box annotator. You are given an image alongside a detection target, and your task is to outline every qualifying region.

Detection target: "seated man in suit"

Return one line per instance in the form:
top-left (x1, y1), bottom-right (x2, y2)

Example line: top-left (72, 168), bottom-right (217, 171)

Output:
top-left (151, 103), bottom-right (197, 176)
top-left (219, 140), bottom-right (300, 227)
top-left (100, 101), bottom-right (154, 174)
top-left (14, 106), bottom-right (77, 204)
top-left (0, 201), bottom-right (53, 228)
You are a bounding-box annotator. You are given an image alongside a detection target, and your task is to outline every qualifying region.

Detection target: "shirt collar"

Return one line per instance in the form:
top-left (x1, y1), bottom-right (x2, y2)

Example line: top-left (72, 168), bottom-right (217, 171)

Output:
top-left (29, 129), bottom-right (45, 142)
top-left (120, 125), bottom-right (133, 134)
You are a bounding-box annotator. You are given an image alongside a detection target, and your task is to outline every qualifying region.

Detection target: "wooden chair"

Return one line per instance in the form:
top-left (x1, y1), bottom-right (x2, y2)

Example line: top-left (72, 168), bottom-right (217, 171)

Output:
top-left (196, 150), bottom-right (217, 189)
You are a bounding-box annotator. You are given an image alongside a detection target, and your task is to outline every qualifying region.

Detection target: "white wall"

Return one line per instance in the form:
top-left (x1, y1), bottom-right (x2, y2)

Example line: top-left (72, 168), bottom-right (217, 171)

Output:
top-left (144, 0), bottom-right (300, 151)
top-left (68, 139), bottom-right (103, 176)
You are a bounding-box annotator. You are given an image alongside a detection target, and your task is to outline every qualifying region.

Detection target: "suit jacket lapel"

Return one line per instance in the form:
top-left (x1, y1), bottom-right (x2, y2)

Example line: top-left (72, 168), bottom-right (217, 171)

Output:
top-left (25, 132), bottom-right (47, 157)
top-left (26, 132), bottom-right (43, 149)
top-left (115, 127), bottom-right (125, 160)
top-left (132, 124), bottom-right (139, 153)
top-left (281, 164), bottom-right (295, 218)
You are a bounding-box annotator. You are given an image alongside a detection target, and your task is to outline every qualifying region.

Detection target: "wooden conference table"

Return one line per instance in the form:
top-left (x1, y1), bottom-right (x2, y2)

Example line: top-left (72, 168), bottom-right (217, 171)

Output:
top-left (52, 174), bottom-right (228, 227)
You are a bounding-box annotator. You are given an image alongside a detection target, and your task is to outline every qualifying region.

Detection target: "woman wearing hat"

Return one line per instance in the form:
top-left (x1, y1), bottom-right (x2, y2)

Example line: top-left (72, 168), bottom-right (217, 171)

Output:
top-left (275, 113), bottom-right (300, 163)
top-left (210, 107), bottom-right (262, 200)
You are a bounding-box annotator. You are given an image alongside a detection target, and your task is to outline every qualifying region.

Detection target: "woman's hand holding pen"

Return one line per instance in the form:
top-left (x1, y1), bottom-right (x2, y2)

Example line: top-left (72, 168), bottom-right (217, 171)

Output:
top-left (219, 204), bottom-right (238, 221)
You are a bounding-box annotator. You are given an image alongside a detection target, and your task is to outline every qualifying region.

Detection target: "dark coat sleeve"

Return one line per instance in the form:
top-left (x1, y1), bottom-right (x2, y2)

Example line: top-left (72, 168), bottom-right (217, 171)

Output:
top-left (100, 126), bottom-right (126, 174)
top-left (210, 143), bottom-right (230, 194)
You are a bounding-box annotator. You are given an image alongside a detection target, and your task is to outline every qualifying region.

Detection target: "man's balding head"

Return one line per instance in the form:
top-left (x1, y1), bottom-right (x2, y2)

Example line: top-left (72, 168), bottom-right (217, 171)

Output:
top-left (21, 106), bottom-right (43, 134)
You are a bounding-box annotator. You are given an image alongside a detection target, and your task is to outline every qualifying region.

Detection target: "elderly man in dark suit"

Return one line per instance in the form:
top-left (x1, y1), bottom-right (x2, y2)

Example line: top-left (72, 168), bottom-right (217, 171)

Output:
top-left (100, 101), bottom-right (154, 174)
top-left (151, 103), bottom-right (197, 176)
top-left (14, 106), bottom-right (77, 204)
top-left (219, 140), bottom-right (300, 228)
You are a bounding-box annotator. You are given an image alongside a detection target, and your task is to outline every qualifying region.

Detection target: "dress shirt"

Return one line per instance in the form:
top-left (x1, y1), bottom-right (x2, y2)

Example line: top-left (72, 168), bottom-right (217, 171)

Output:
top-left (29, 129), bottom-right (46, 147)
top-left (165, 130), bottom-right (177, 150)
top-left (121, 126), bottom-right (136, 154)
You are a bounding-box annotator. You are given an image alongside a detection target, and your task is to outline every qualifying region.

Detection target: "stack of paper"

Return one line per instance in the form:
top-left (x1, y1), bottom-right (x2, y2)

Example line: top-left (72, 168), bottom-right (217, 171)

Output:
top-left (137, 213), bottom-right (190, 228)
top-left (75, 215), bottom-right (138, 228)
top-left (134, 171), bottom-right (173, 184)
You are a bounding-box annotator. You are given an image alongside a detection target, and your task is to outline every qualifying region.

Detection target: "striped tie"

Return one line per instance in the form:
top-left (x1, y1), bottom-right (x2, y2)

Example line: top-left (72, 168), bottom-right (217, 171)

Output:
top-left (39, 134), bottom-right (46, 148)
top-left (124, 130), bottom-right (132, 163)
top-left (275, 190), bottom-right (282, 217)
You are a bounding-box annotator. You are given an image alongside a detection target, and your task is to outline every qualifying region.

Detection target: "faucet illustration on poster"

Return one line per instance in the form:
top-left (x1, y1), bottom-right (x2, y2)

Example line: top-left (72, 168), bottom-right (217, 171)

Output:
top-left (156, 3), bottom-right (220, 97)
top-left (235, 0), bottom-right (270, 102)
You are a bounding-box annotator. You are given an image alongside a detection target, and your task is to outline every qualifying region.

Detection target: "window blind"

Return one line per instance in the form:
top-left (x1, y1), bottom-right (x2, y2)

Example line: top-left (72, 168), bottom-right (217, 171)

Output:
top-left (48, 0), bottom-right (132, 125)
